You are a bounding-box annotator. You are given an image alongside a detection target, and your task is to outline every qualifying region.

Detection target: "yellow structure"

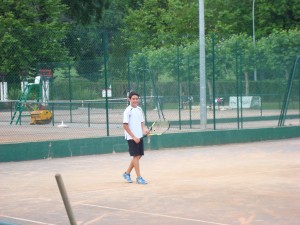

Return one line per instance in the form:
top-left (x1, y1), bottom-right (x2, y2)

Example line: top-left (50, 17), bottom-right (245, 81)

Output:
top-left (30, 110), bottom-right (52, 125)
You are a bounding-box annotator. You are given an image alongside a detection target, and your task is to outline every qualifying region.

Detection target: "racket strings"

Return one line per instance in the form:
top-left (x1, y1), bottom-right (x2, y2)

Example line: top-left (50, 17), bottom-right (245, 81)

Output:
top-left (151, 121), bottom-right (169, 135)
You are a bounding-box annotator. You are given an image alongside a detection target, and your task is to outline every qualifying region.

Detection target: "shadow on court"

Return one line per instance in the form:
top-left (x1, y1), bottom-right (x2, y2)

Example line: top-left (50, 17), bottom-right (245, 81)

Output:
top-left (0, 138), bottom-right (300, 225)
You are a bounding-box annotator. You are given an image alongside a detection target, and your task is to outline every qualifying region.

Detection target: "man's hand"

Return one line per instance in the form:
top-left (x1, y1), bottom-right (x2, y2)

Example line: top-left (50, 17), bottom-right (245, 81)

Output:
top-left (133, 136), bottom-right (140, 143)
top-left (143, 127), bottom-right (149, 136)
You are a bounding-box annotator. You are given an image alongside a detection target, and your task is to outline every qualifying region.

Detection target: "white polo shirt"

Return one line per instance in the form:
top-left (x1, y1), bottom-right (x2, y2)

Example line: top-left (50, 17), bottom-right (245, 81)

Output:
top-left (123, 105), bottom-right (144, 140)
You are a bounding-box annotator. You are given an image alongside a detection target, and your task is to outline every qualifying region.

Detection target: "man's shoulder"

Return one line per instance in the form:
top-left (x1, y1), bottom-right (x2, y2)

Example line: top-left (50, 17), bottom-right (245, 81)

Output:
top-left (124, 105), bottom-right (142, 113)
top-left (129, 106), bottom-right (142, 111)
top-left (124, 105), bottom-right (132, 111)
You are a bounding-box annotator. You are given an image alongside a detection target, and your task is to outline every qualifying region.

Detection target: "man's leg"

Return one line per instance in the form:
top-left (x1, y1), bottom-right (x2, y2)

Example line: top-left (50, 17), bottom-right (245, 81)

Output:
top-left (133, 155), bottom-right (147, 184)
top-left (126, 159), bottom-right (134, 174)
top-left (126, 155), bottom-right (141, 175)
top-left (132, 155), bottom-right (141, 177)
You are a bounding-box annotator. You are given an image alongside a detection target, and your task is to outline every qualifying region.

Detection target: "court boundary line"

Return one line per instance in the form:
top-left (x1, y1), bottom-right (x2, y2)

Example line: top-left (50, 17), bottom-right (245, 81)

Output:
top-left (80, 203), bottom-right (231, 225)
top-left (0, 215), bottom-right (56, 225)
top-left (172, 167), bottom-right (300, 183)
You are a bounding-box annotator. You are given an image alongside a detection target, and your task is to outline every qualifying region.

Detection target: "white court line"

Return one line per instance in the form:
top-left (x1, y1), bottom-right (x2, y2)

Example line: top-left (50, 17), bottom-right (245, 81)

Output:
top-left (0, 215), bottom-right (56, 225)
top-left (245, 167), bottom-right (300, 175)
top-left (69, 186), bottom-right (134, 197)
top-left (174, 167), bottom-right (300, 184)
top-left (18, 198), bottom-right (52, 202)
top-left (80, 203), bottom-right (231, 225)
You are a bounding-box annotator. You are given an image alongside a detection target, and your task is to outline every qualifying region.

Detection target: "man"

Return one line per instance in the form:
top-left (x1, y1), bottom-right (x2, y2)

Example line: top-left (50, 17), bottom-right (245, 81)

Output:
top-left (122, 91), bottom-right (149, 184)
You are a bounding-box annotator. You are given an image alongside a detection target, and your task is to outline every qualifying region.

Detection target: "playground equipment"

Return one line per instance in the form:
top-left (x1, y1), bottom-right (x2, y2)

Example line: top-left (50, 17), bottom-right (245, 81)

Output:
top-left (30, 109), bottom-right (52, 125)
top-left (10, 69), bottom-right (52, 125)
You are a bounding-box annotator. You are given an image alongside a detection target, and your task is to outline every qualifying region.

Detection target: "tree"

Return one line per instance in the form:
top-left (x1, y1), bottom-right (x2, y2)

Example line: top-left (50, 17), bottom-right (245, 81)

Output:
top-left (64, 26), bottom-right (104, 81)
top-left (205, 0), bottom-right (299, 38)
top-left (0, 0), bottom-right (69, 82)
top-left (255, 0), bottom-right (300, 38)
top-left (122, 0), bottom-right (197, 50)
top-left (122, 0), bottom-right (300, 48)
top-left (217, 34), bottom-right (255, 95)
top-left (63, 0), bottom-right (129, 82)
top-left (205, 0), bottom-right (253, 36)
top-left (62, 0), bottom-right (111, 25)
top-left (256, 29), bottom-right (300, 80)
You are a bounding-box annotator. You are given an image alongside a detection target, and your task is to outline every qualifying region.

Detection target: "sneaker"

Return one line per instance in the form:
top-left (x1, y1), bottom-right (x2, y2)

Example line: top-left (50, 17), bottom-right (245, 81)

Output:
top-left (123, 172), bottom-right (133, 183)
top-left (136, 176), bottom-right (147, 184)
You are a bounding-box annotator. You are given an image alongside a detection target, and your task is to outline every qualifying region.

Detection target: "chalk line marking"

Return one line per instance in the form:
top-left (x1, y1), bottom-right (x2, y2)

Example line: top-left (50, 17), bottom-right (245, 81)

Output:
top-left (78, 214), bottom-right (109, 225)
top-left (80, 203), bottom-right (231, 225)
top-left (0, 215), bottom-right (56, 225)
top-left (18, 197), bottom-right (52, 202)
top-left (245, 167), bottom-right (300, 175)
top-left (173, 167), bottom-right (300, 184)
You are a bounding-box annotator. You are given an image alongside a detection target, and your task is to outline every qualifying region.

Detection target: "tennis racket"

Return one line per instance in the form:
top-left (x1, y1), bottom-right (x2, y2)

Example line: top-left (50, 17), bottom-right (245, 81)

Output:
top-left (143, 120), bottom-right (170, 142)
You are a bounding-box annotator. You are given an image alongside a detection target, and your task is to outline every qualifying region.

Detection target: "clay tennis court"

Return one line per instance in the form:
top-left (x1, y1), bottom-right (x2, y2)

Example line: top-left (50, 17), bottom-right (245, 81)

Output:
top-left (0, 137), bottom-right (299, 225)
top-left (1, 107), bottom-right (299, 144)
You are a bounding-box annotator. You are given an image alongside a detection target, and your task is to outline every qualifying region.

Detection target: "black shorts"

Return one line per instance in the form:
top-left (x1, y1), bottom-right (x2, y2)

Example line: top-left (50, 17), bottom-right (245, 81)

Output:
top-left (127, 139), bottom-right (144, 156)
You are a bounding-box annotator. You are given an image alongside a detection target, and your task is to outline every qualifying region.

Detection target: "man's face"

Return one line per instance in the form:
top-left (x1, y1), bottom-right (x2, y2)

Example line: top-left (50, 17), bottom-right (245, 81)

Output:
top-left (129, 95), bottom-right (139, 107)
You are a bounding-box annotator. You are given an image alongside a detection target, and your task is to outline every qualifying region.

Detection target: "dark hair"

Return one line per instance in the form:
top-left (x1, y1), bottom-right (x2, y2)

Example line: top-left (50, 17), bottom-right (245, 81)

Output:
top-left (128, 91), bottom-right (139, 99)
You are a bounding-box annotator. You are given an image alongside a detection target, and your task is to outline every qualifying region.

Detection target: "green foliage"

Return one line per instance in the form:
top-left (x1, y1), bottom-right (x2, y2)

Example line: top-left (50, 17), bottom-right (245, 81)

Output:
top-left (121, 0), bottom-right (299, 50)
top-left (0, 0), bottom-right (70, 81)
top-left (75, 58), bottom-right (103, 82)
top-left (255, 0), bottom-right (300, 37)
top-left (205, 0), bottom-right (253, 36)
top-left (256, 29), bottom-right (300, 78)
top-left (62, 0), bottom-right (111, 25)
top-left (127, 30), bottom-right (299, 84)
top-left (122, 0), bottom-right (197, 49)
top-left (51, 77), bottom-right (103, 100)
top-left (8, 84), bottom-right (20, 100)
top-left (1, 0), bottom-right (299, 100)
top-left (216, 34), bottom-right (255, 78)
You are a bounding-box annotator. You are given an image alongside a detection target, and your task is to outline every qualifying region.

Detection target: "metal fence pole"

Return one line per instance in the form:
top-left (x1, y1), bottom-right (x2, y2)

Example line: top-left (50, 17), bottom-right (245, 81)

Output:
top-left (235, 43), bottom-right (240, 129)
top-left (188, 55), bottom-right (192, 128)
top-left (240, 51), bottom-right (244, 128)
top-left (177, 47), bottom-right (181, 130)
top-left (143, 58), bottom-right (147, 124)
top-left (68, 62), bottom-right (72, 123)
top-left (88, 102), bottom-right (90, 127)
top-left (212, 33), bottom-right (216, 130)
top-left (103, 32), bottom-right (109, 136)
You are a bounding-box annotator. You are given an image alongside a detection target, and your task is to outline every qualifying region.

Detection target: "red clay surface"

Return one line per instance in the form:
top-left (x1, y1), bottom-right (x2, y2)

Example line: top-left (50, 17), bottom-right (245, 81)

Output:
top-left (1, 138), bottom-right (300, 225)
top-left (1, 108), bottom-right (299, 144)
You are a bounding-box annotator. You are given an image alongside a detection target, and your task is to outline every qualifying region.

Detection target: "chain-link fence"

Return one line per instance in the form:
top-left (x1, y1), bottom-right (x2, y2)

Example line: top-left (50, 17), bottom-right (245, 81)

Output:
top-left (0, 28), bottom-right (299, 143)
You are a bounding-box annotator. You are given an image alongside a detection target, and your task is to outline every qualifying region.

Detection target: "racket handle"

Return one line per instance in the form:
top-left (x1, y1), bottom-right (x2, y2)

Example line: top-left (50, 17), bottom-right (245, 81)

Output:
top-left (142, 131), bottom-right (150, 139)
